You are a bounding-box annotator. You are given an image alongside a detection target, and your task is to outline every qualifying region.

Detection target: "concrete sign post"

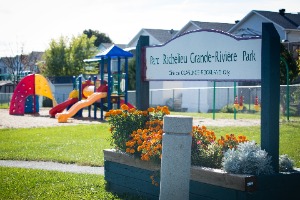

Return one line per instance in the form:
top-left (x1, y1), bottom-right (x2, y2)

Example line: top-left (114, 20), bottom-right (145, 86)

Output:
top-left (160, 115), bottom-right (193, 200)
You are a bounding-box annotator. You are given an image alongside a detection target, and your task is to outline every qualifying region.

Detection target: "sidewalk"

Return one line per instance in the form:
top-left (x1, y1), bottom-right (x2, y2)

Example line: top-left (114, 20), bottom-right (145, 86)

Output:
top-left (0, 160), bottom-right (104, 175)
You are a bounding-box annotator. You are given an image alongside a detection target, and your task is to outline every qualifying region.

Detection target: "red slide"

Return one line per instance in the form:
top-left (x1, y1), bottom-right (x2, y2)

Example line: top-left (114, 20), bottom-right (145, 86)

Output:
top-left (49, 98), bottom-right (78, 118)
top-left (120, 99), bottom-right (135, 109)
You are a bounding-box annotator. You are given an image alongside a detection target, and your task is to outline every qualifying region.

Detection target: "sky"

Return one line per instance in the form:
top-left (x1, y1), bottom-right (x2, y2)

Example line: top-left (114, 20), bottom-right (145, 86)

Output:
top-left (0, 0), bottom-right (299, 57)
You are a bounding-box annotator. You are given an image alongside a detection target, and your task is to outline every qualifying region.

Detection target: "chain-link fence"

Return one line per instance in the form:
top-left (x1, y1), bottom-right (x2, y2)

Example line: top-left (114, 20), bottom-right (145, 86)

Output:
top-left (149, 84), bottom-right (300, 117)
top-left (1, 84), bottom-right (300, 117)
top-left (0, 93), bottom-right (12, 107)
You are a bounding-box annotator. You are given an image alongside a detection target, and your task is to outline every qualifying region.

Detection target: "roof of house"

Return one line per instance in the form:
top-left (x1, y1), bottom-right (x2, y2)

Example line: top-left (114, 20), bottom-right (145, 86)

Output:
top-left (99, 43), bottom-right (127, 50)
top-left (255, 10), bottom-right (300, 29)
top-left (174, 21), bottom-right (234, 38)
top-left (190, 21), bottom-right (234, 32)
top-left (127, 28), bottom-right (178, 47)
top-left (229, 10), bottom-right (300, 33)
top-left (143, 29), bottom-right (178, 44)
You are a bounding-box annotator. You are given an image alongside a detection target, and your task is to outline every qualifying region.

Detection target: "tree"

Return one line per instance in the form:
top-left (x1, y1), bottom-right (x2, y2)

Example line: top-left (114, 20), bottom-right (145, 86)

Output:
top-left (41, 34), bottom-right (97, 76)
top-left (1, 55), bottom-right (24, 83)
top-left (68, 34), bottom-right (97, 75)
top-left (0, 44), bottom-right (41, 83)
top-left (83, 29), bottom-right (112, 47)
top-left (279, 44), bottom-right (300, 116)
top-left (280, 43), bottom-right (299, 84)
top-left (24, 51), bottom-right (44, 73)
top-left (41, 36), bottom-right (68, 76)
top-left (126, 58), bottom-right (136, 90)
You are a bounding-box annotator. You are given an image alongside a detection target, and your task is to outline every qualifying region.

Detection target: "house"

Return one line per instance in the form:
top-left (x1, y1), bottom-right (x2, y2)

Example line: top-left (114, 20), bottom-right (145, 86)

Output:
top-left (127, 28), bottom-right (179, 49)
top-left (229, 9), bottom-right (300, 58)
top-left (25, 51), bottom-right (44, 73)
top-left (98, 43), bottom-right (127, 52)
top-left (174, 21), bottom-right (234, 37)
top-left (130, 11), bottom-right (300, 112)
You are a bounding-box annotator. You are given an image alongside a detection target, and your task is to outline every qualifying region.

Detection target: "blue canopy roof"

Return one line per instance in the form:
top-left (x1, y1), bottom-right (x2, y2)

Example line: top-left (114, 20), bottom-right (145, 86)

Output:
top-left (95, 45), bottom-right (133, 58)
top-left (84, 45), bottom-right (133, 62)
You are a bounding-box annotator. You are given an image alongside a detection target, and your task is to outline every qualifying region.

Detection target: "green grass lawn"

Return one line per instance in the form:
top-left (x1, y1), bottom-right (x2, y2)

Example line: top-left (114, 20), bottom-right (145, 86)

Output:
top-left (0, 167), bottom-right (144, 200)
top-left (0, 124), bottom-right (112, 166)
top-left (0, 104), bottom-right (9, 109)
top-left (0, 119), bottom-right (299, 167)
top-left (0, 113), bottom-right (299, 199)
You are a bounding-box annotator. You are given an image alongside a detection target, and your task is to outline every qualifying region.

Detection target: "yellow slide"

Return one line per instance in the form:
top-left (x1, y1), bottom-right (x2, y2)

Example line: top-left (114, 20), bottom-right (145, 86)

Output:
top-left (56, 92), bottom-right (107, 123)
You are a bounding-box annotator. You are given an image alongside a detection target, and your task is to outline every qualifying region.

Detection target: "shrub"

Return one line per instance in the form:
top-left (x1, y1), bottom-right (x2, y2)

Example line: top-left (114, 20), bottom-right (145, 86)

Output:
top-left (222, 141), bottom-right (274, 175)
top-left (279, 154), bottom-right (294, 172)
top-left (106, 105), bottom-right (169, 155)
top-left (191, 126), bottom-right (248, 168)
top-left (220, 104), bottom-right (235, 113)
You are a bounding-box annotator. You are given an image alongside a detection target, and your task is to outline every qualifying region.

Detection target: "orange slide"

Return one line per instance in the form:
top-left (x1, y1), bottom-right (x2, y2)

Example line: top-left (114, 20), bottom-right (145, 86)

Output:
top-left (56, 92), bottom-right (107, 123)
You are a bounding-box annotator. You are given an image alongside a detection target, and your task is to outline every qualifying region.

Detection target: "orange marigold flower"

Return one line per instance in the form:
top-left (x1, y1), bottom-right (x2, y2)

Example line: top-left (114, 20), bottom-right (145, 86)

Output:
top-left (162, 106), bottom-right (170, 114)
top-left (116, 110), bottom-right (122, 115)
top-left (148, 107), bottom-right (155, 112)
top-left (121, 104), bottom-right (128, 110)
top-left (137, 139), bottom-right (143, 145)
top-left (137, 129), bottom-right (143, 134)
top-left (128, 108), bottom-right (135, 113)
top-left (130, 149), bottom-right (135, 154)
top-left (225, 134), bottom-right (230, 140)
top-left (142, 155), bottom-right (150, 161)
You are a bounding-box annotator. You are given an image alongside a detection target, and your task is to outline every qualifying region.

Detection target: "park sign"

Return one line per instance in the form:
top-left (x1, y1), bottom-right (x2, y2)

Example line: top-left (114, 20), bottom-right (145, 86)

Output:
top-left (144, 29), bottom-right (261, 81)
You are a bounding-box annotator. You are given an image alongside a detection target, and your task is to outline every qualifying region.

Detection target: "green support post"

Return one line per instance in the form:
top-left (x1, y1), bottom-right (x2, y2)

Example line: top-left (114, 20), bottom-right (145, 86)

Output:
top-left (213, 81), bottom-right (216, 120)
top-left (280, 57), bottom-right (290, 121)
top-left (234, 81), bottom-right (237, 120)
top-left (261, 23), bottom-right (280, 172)
top-left (135, 36), bottom-right (150, 110)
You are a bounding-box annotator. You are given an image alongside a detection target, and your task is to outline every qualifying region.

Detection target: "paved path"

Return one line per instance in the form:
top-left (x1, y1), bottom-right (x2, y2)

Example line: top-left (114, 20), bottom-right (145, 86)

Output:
top-left (0, 160), bottom-right (104, 175)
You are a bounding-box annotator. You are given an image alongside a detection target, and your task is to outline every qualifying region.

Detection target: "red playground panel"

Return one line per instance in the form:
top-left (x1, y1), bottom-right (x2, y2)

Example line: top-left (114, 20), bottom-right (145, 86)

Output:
top-left (9, 74), bottom-right (35, 115)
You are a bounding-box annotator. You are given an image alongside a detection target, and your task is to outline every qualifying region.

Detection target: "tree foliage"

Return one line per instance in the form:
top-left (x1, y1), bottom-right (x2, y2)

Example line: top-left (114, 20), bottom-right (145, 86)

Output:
top-left (280, 44), bottom-right (300, 84)
top-left (127, 58), bottom-right (136, 90)
top-left (41, 34), bottom-right (97, 76)
top-left (83, 29), bottom-right (112, 47)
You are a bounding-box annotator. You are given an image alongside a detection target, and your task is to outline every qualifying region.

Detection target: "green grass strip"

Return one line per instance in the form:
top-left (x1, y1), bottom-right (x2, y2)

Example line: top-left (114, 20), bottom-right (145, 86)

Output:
top-left (0, 167), bottom-right (122, 200)
top-left (0, 124), bottom-right (112, 166)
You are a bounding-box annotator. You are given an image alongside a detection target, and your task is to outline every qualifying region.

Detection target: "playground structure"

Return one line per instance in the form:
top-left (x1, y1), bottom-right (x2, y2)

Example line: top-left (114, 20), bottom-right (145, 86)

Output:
top-left (9, 74), bottom-right (57, 115)
top-left (54, 45), bottom-right (134, 123)
top-left (53, 76), bottom-right (108, 123)
top-left (9, 45), bottom-right (134, 122)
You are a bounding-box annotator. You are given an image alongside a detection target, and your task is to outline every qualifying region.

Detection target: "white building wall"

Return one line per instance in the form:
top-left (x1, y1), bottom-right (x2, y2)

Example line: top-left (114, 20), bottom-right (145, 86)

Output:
top-left (287, 30), bottom-right (300, 42)
top-left (149, 80), bottom-right (236, 113)
top-left (231, 14), bottom-right (285, 40)
top-left (53, 83), bottom-right (73, 103)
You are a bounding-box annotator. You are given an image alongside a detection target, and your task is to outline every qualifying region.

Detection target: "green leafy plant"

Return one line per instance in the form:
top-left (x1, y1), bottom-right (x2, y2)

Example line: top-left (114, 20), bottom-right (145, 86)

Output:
top-left (105, 105), bottom-right (169, 154)
top-left (191, 126), bottom-right (248, 168)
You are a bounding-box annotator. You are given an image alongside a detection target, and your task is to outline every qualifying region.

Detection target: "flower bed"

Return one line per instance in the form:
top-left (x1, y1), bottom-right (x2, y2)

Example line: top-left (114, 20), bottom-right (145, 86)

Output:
top-left (104, 105), bottom-right (300, 199)
top-left (104, 149), bottom-right (300, 200)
